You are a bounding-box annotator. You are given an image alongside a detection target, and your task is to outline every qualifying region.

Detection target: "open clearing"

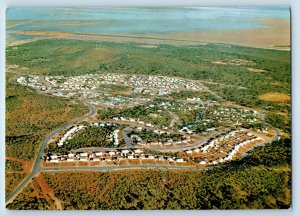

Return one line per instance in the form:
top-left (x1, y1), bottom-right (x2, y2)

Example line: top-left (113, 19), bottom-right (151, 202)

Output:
top-left (258, 92), bottom-right (290, 103)
top-left (247, 67), bottom-right (267, 73)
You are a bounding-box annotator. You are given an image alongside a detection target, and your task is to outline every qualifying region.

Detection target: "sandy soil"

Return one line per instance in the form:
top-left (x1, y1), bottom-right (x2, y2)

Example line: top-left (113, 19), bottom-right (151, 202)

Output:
top-left (157, 18), bottom-right (290, 50)
top-left (258, 92), bottom-right (290, 103)
top-left (247, 67), bottom-right (267, 73)
top-left (6, 157), bottom-right (33, 173)
top-left (6, 18), bottom-right (290, 50)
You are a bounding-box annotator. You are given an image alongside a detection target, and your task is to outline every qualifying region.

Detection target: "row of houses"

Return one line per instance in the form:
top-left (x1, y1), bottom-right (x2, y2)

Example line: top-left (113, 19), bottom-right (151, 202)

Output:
top-left (112, 116), bottom-right (158, 128)
top-left (199, 136), bottom-right (263, 166)
top-left (222, 136), bottom-right (263, 161)
top-left (57, 125), bottom-right (86, 147)
top-left (56, 123), bottom-right (120, 147)
top-left (128, 74), bottom-right (202, 92)
top-left (17, 73), bottom-right (203, 102)
top-left (185, 130), bottom-right (264, 165)
top-left (46, 149), bottom-right (185, 163)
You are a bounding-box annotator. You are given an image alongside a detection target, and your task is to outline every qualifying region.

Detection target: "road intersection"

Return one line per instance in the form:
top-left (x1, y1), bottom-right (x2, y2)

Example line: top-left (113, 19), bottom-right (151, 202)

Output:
top-left (5, 101), bottom-right (281, 205)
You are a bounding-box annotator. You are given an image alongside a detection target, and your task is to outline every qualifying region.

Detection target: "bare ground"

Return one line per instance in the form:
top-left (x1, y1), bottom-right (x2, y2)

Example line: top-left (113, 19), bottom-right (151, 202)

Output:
top-left (258, 92), bottom-right (290, 103)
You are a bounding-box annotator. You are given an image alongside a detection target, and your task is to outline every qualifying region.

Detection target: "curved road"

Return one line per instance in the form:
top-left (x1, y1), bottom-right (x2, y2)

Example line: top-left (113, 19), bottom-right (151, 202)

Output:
top-left (40, 126), bottom-right (281, 174)
top-left (6, 100), bottom-right (281, 205)
top-left (42, 164), bottom-right (203, 172)
top-left (150, 131), bottom-right (219, 152)
top-left (5, 103), bottom-right (97, 205)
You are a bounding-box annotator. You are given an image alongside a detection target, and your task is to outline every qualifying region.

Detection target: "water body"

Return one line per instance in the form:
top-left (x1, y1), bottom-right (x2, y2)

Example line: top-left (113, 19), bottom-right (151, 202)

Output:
top-left (6, 7), bottom-right (290, 34)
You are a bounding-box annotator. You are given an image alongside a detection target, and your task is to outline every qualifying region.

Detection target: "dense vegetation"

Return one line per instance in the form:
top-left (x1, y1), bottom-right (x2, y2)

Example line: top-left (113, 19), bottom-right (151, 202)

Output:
top-left (6, 39), bottom-right (290, 95)
top-left (46, 126), bottom-right (115, 154)
top-left (98, 102), bottom-right (172, 127)
top-left (6, 39), bottom-right (290, 129)
top-left (6, 78), bottom-right (89, 161)
top-left (169, 90), bottom-right (219, 101)
top-left (6, 39), bottom-right (291, 209)
top-left (130, 129), bottom-right (184, 143)
top-left (5, 74), bottom-right (89, 196)
top-left (5, 173), bottom-right (26, 196)
top-left (7, 138), bottom-right (291, 210)
top-left (6, 179), bottom-right (49, 210)
top-left (5, 160), bottom-right (23, 172)
top-left (98, 84), bottom-right (130, 92)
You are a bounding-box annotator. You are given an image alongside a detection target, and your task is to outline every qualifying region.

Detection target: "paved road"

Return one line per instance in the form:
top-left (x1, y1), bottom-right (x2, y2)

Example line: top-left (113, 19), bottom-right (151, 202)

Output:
top-left (42, 164), bottom-right (205, 172)
top-left (150, 131), bottom-right (219, 152)
top-left (6, 98), bottom-right (281, 205)
top-left (237, 127), bottom-right (281, 161)
top-left (169, 112), bottom-right (181, 128)
top-left (41, 126), bottom-right (281, 174)
top-left (122, 126), bottom-right (134, 149)
top-left (5, 103), bottom-right (97, 205)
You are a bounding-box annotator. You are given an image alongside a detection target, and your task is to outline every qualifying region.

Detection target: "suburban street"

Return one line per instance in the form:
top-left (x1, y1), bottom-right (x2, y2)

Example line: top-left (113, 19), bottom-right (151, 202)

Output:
top-left (122, 126), bottom-right (135, 149)
top-left (5, 99), bottom-right (281, 205)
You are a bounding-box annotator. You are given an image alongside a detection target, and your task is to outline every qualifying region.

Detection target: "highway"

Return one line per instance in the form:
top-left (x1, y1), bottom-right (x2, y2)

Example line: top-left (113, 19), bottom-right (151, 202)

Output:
top-left (5, 102), bottom-right (97, 205)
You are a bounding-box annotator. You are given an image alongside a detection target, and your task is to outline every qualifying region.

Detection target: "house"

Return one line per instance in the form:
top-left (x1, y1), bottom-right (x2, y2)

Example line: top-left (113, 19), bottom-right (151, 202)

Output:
top-left (136, 127), bottom-right (143, 131)
top-left (80, 152), bottom-right (89, 157)
top-left (148, 155), bottom-right (155, 160)
top-left (121, 149), bottom-right (130, 154)
top-left (176, 158), bottom-right (185, 162)
top-left (134, 149), bottom-right (142, 154)
top-left (185, 150), bottom-right (193, 154)
top-left (67, 158), bottom-right (75, 162)
top-left (158, 156), bottom-right (165, 161)
top-left (50, 155), bottom-right (59, 160)
top-left (95, 152), bottom-right (103, 156)
top-left (108, 151), bottom-right (116, 156)
top-left (193, 148), bottom-right (200, 153)
top-left (50, 159), bottom-right (59, 163)
top-left (128, 155), bottom-right (134, 159)
top-left (68, 153), bottom-right (75, 158)
top-left (167, 157), bottom-right (174, 162)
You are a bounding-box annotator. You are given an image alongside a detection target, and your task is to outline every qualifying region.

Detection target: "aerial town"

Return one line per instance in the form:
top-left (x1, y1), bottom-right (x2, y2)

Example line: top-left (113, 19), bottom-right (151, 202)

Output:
top-left (5, 6), bottom-right (291, 210)
top-left (15, 73), bottom-right (278, 169)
